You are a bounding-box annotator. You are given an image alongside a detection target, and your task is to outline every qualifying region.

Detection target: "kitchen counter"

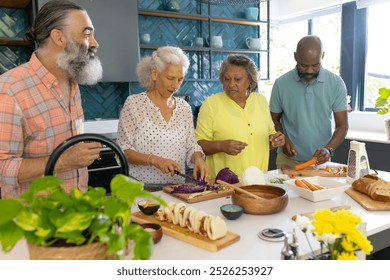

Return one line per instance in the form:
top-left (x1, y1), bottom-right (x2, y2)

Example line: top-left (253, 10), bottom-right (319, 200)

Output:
top-left (2, 169), bottom-right (389, 260)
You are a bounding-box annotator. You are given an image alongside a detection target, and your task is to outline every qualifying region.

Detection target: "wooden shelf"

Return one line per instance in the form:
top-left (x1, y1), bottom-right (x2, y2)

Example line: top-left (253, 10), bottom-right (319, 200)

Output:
top-left (0, 0), bottom-right (31, 8)
top-left (139, 9), bottom-right (208, 21)
top-left (139, 9), bottom-right (266, 26)
top-left (212, 17), bottom-right (267, 26)
top-left (140, 44), bottom-right (267, 54)
top-left (0, 38), bottom-right (30, 46)
top-left (138, 1), bottom-right (270, 80)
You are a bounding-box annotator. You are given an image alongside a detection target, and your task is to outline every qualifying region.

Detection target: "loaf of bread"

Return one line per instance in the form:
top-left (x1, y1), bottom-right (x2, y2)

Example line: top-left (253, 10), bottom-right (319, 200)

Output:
top-left (352, 174), bottom-right (390, 202)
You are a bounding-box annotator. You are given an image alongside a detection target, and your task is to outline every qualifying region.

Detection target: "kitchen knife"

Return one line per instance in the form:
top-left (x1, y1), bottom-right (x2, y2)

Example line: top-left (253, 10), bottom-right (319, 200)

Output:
top-left (174, 169), bottom-right (196, 182)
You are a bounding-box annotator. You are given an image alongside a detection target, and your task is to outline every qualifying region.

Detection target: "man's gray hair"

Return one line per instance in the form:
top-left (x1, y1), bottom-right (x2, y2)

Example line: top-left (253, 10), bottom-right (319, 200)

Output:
top-left (25, 0), bottom-right (84, 48)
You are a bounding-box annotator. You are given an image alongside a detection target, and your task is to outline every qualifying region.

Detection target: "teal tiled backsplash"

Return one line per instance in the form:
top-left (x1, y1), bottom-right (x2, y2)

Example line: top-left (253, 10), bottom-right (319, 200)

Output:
top-left (1, 0), bottom-right (264, 120)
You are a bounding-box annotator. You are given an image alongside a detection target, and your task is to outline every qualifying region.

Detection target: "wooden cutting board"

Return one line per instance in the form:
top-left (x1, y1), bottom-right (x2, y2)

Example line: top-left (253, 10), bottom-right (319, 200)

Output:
top-left (163, 185), bottom-right (234, 203)
top-left (132, 212), bottom-right (240, 252)
top-left (345, 187), bottom-right (390, 211)
top-left (281, 166), bottom-right (347, 177)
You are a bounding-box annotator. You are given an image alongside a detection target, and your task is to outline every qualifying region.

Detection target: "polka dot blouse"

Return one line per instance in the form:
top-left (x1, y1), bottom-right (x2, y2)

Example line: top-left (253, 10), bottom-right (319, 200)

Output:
top-left (116, 92), bottom-right (204, 184)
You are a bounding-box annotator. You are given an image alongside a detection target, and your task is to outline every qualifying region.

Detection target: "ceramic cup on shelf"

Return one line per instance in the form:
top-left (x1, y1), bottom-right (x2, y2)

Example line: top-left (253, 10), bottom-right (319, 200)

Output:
top-left (245, 7), bottom-right (259, 21)
top-left (164, 0), bottom-right (180, 12)
top-left (207, 35), bottom-right (223, 49)
top-left (193, 37), bottom-right (204, 47)
top-left (246, 37), bottom-right (261, 50)
top-left (140, 33), bottom-right (150, 44)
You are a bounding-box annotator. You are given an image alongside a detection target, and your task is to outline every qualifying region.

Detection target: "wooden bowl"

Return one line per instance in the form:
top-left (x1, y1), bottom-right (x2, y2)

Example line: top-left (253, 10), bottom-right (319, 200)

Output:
top-left (231, 185), bottom-right (288, 215)
top-left (140, 223), bottom-right (163, 244)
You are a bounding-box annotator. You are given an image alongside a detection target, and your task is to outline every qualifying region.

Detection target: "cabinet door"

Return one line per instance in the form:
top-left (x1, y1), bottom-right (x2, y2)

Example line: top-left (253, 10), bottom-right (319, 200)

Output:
top-left (37, 0), bottom-right (139, 82)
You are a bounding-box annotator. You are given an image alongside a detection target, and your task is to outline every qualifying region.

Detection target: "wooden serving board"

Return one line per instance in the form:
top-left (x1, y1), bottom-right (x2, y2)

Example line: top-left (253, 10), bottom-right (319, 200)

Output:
top-left (132, 212), bottom-right (240, 252)
top-left (281, 166), bottom-right (347, 177)
top-left (345, 187), bottom-right (390, 211)
top-left (163, 185), bottom-right (234, 203)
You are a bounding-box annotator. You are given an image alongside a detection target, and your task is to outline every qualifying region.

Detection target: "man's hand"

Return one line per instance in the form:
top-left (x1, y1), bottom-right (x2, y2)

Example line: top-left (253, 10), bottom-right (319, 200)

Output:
top-left (57, 142), bottom-right (102, 170)
top-left (282, 138), bottom-right (297, 157)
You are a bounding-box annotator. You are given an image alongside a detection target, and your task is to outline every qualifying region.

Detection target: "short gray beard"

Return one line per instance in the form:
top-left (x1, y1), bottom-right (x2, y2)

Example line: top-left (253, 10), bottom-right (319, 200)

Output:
top-left (57, 40), bottom-right (103, 85)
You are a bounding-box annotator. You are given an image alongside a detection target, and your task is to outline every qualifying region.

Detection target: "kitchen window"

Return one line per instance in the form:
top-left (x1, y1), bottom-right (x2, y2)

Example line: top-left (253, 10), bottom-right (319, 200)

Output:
top-left (363, 1), bottom-right (390, 110)
top-left (264, 11), bottom-right (341, 101)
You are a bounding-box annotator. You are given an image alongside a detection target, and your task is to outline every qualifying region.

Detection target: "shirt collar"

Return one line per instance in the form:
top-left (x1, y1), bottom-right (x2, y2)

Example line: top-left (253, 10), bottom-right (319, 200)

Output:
top-left (29, 52), bottom-right (78, 91)
top-left (30, 52), bottom-right (57, 90)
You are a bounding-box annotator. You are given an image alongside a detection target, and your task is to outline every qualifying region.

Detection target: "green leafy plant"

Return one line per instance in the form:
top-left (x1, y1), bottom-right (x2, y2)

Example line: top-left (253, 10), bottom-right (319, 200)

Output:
top-left (375, 87), bottom-right (390, 115)
top-left (0, 175), bottom-right (166, 260)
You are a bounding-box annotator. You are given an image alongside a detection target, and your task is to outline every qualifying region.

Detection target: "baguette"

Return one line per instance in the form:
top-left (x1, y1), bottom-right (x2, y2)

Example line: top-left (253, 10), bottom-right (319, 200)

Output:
top-left (352, 174), bottom-right (390, 202)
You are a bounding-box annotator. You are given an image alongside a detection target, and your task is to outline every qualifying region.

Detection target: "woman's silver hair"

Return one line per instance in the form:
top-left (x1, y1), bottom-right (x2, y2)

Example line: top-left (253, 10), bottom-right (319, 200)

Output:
top-left (137, 46), bottom-right (190, 90)
top-left (219, 54), bottom-right (259, 92)
top-left (25, 0), bottom-right (84, 48)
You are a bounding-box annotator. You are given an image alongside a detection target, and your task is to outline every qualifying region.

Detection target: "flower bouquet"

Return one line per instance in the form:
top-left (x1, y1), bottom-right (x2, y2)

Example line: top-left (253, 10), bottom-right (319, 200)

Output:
top-left (295, 209), bottom-right (373, 260)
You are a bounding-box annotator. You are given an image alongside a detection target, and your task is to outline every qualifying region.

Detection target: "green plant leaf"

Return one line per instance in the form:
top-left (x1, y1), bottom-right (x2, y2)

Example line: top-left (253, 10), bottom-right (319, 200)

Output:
top-left (104, 197), bottom-right (129, 216)
top-left (88, 214), bottom-right (112, 243)
top-left (110, 174), bottom-right (143, 199)
top-left (125, 223), bottom-right (153, 260)
top-left (0, 221), bottom-right (24, 252)
top-left (55, 230), bottom-right (86, 245)
top-left (51, 211), bottom-right (94, 232)
top-left (23, 176), bottom-right (63, 196)
top-left (0, 199), bottom-right (22, 226)
top-left (14, 210), bottom-right (41, 231)
top-left (378, 87), bottom-right (390, 99)
top-left (375, 87), bottom-right (390, 114)
top-left (134, 190), bottom-right (168, 207)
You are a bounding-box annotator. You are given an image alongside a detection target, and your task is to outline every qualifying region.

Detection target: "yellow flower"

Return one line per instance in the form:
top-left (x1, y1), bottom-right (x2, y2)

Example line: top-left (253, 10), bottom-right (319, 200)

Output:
top-left (297, 208), bottom-right (373, 260)
top-left (337, 251), bottom-right (358, 260)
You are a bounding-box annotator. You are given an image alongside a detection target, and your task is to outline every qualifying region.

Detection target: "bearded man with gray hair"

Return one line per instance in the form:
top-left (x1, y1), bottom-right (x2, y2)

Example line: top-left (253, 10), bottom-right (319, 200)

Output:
top-left (0, 0), bottom-right (103, 198)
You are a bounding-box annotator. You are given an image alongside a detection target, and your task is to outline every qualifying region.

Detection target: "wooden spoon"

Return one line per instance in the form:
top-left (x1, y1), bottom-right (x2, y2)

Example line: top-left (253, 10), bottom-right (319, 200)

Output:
top-left (216, 180), bottom-right (265, 200)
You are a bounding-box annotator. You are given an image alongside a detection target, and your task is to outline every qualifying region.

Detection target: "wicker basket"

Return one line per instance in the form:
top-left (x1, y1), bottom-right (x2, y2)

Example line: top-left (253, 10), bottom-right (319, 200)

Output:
top-left (27, 242), bottom-right (115, 260)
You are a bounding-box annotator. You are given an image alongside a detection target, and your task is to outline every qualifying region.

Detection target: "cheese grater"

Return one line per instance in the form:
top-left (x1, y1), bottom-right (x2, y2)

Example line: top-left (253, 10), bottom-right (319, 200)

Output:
top-left (347, 140), bottom-right (370, 183)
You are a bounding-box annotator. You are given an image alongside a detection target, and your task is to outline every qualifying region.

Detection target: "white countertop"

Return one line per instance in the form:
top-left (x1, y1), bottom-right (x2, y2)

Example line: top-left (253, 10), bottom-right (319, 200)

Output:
top-left (2, 169), bottom-right (389, 260)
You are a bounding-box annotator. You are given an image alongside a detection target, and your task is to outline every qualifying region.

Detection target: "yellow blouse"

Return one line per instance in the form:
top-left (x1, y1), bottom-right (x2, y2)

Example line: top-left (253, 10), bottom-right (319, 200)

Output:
top-left (196, 92), bottom-right (276, 178)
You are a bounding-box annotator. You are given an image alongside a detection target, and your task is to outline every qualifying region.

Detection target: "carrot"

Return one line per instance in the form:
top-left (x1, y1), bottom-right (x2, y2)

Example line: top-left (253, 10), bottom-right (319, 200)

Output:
top-left (294, 179), bottom-right (310, 190)
top-left (313, 184), bottom-right (326, 190)
top-left (295, 157), bottom-right (317, 171)
top-left (301, 179), bottom-right (319, 191)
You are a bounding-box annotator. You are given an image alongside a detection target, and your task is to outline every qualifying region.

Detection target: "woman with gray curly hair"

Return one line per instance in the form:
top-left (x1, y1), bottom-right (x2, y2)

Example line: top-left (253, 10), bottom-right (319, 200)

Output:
top-left (196, 54), bottom-right (285, 178)
top-left (117, 46), bottom-right (209, 186)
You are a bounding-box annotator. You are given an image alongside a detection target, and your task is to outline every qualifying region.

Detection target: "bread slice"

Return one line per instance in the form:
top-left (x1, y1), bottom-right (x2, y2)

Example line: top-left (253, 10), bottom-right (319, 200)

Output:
top-left (352, 174), bottom-right (390, 202)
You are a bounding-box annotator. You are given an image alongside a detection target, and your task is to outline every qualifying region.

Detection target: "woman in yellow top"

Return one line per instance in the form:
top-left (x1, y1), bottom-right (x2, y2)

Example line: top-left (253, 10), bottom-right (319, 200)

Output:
top-left (196, 54), bottom-right (285, 178)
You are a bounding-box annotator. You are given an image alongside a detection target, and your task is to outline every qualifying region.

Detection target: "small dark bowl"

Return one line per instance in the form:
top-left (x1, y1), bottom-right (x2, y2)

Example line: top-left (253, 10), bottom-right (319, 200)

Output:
top-left (137, 200), bottom-right (160, 215)
top-left (220, 204), bottom-right (244, 220)
top-left (141, 223), bottom-right (163, 244)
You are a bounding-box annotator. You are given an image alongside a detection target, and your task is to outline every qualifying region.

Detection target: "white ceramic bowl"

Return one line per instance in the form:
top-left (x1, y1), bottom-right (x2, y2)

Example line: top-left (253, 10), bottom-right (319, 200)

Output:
top-left (284, 176), bottom-right (349, 202)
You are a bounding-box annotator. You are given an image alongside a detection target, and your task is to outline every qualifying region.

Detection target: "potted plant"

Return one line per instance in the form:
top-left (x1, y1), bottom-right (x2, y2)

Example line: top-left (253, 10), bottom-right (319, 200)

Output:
top-left (375, 87), bottom-right (390, 139)
top-left (0, 174), bottom-right (166, 260)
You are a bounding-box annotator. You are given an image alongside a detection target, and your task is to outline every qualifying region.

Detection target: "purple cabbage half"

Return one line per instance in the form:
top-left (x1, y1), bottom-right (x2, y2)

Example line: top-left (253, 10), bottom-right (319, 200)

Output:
top-left (215, 167), bottom-right (239, 184)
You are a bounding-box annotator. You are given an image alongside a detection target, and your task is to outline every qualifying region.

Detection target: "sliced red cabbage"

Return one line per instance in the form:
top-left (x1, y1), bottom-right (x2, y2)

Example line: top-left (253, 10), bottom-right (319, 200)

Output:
top-left (171, 179), bottom-right (219, 194)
